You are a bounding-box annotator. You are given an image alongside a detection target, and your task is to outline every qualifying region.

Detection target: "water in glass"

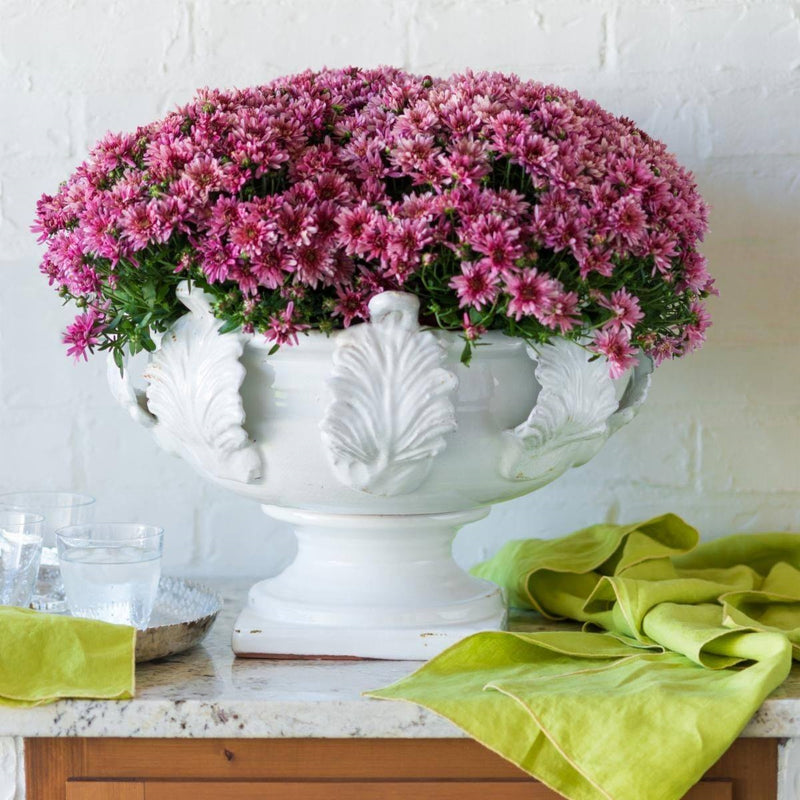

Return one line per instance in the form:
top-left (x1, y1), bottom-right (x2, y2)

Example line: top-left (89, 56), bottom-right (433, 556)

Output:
top-left (60, 546), bottom-right (160, 628)
top-left (0, 512), bottom-right (44, 607)
top-left (57, 523), bottom-right (163, 629)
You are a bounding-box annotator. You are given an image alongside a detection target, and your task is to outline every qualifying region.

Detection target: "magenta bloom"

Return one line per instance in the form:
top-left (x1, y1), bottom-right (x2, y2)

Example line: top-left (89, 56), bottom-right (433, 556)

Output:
top-left (265, 301), bottom-right (309, 346)
top-left (461, 312), bottom-right (487, 341)
top-left (681, 251), bottom-right (715, 294)
top-left (683, 300), bottom-right (712, 353)
top-left (592, 328), bottom-right (640, 379)
top-left (505, 268), bottom-right (558, 321)
top-left (32, 67), bottom-right (712, 373)
top-left (540, 291), bottom-right (581, 334)
top-left (466, 216), bottom-right (522, 272)
top-left (63, 310), bottom-right (104, 362)
top-left (649, 335), bottom-right (682, 367)
top-left (449, 262), bottom-right (500, 310)
top-left (332, 288), bottom-right (369, 328)
top-left (608, 196), bottom-right (648, 248)
top-left (598, 288), bottom-right (645, 333)
top-left (119, 204), bottom-right (156, 252)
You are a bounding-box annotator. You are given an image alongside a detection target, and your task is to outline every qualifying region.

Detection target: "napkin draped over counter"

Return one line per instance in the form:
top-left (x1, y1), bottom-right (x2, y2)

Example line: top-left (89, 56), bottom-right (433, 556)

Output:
top-left (368, 514), bottom-right (800, 800)
top-left (0, 607), bottom-right (135, 706)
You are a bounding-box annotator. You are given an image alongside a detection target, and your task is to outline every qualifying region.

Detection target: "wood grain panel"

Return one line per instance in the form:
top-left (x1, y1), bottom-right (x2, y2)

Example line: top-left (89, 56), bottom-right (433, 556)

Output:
top-left (703, 738), bottom-right (778, 800)
top-left (66, 782), bottom-right (144, 800)
top-left (26, 738), bottom-right (85, 800)
top-left (63, 778), bottom-right (733, 800)
top-left (685, 784), bottom-right (733, 800)
top-left (144, 781), bottom-right (562, 799)
top-left (79, 738), bottom-right (531, 780)
top-left (24, 737), bottom-right (775, 800)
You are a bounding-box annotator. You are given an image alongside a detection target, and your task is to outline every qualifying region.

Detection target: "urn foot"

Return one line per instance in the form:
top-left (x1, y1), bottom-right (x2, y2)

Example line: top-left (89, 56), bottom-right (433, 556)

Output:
top-left (231, 506), bottom-right (507, 660)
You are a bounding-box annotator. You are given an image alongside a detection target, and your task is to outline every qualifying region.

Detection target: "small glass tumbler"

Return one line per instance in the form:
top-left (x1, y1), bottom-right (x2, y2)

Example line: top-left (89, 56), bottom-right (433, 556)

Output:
top-left (0, 492), bottom-right (95, 612)
top-left (0, 511), bottom-right (44, 607)
top-left (56, 524), bottom-right (164, 629)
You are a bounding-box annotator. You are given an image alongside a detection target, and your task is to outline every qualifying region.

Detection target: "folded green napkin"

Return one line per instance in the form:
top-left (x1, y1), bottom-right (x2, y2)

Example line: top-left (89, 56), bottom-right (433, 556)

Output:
top-left (367, 514), bottom-right (799, 800)
top-left (0, 606), bottom-right (135, 706)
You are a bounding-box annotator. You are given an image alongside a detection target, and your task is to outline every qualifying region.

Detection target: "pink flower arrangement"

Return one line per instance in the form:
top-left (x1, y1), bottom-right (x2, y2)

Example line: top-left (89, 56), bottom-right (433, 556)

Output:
top-left (33, 67), bottom-right (713, 374)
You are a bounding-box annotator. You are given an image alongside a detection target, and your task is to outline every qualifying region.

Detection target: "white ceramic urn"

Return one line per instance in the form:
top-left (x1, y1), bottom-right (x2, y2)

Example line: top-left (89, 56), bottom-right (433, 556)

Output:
top-left (109, 282), bottom-right (651, 659)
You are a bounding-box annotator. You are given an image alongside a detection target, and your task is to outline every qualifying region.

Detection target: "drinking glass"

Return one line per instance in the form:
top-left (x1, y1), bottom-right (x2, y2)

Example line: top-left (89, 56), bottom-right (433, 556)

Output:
top-left (0, 492), bottom-right (95, 611)
top-left (56, 523), bottom-right (163, 628)
top-left (0, 511), bottom-right (44, 607)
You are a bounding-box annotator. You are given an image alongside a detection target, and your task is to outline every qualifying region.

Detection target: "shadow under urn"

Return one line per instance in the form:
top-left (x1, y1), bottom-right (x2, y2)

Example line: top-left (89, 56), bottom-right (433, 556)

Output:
top-left (110, 285), bottom-right (651, 659)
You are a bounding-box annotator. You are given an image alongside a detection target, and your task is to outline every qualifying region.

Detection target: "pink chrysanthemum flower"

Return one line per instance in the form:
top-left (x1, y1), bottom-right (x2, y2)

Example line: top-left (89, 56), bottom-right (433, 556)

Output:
top-left (336, 203), bottom-right (376, 256)
top-left (681, 251), bottom-right (716, 294)
top-left (540, 291), bottom-right (581, 333)
top-left (578, 250), bottom-right (615, 279)
top-left (265, 301), bottom-right (309, 346)
top-left (461, 312), bottom-right (487, 341)
top-left (683, 300), bottom-right (712, 353)
top-left (449, 262), bottom-right (500, 309)
top-left (608, 195), bottom-right (648, 248)
top-left (184, 154), bottom-right (224, 195)
top-left (385, 218), bottom-right (434, 280)
top-left (645, 231), bottom-right (679, 276)
top-left (505, 268), bottom-right (558, 321)
top-left (332, 288), bottom-right (369, 328)
top-left (63, 310), bottom-right (104, 362)
top-left (510, 132), bottom-right (559, 172)
top-left (592, 328), bottom-right (639, 379)
top-left (391, 134), bottom-right (439, 177)
top-left (229, 210), bottom-right (274, 259)
top-left (118, 204), bottom-right (156, 252)
top-left (438, 137), bottom-right (491, 186)
top-left (198, 238), bottom-right (235, 284)
top-left (598, 288), bottom-right (645, 333)
top-left (648, 335), bottom-right (682, 367)
top-left (466, 216), bottom-right (522, 272)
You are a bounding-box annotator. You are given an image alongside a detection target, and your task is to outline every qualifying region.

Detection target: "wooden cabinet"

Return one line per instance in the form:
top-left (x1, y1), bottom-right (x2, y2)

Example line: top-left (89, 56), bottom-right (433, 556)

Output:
top-left (64, 781), bottom-right (736, 799)
top-left (27, 737), bottom-right (775, 800)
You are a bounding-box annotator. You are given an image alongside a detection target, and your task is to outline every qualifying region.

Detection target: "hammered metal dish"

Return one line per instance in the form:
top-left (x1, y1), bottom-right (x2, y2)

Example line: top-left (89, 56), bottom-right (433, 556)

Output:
top-left (134, 576), bottom-right (223, 663)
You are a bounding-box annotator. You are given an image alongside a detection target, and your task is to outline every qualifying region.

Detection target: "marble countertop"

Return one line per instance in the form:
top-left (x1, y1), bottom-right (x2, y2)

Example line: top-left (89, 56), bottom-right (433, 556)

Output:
top-left (2, 578), bottom-right (798, 740)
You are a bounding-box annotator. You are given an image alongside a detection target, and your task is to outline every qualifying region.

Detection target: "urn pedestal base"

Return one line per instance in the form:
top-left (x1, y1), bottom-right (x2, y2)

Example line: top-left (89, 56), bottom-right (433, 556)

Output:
top-left (231, 506), bottom-right (507, 660)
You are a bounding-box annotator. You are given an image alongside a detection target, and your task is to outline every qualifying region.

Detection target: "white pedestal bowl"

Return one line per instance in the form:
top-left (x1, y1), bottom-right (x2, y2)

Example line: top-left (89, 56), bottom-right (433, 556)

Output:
top-left (109, 282), bottom-right (651, 659)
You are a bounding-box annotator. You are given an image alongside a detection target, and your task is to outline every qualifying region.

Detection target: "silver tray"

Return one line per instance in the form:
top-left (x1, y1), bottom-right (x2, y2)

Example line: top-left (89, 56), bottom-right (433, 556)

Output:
top-left (135, 576), bottom-right (223, 663)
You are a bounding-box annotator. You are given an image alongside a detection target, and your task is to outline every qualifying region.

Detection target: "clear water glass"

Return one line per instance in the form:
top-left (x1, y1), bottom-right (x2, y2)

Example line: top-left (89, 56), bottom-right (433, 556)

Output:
top-left (0, 492), bottom-right (95, 612)
top-left (0, 511), bottom-right (44, 607)
top-left (57, 523), bottom-right (163, 629)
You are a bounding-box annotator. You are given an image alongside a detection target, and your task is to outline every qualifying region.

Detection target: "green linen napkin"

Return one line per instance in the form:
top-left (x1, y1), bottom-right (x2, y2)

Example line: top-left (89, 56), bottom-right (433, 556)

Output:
top-left (367, 514), bottom-right (798, 800)
top-left (0, 606), bottom-right (135, 706)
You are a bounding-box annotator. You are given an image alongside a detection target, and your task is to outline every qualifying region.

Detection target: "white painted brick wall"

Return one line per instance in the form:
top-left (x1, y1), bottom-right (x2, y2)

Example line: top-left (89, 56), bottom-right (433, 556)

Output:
top-left (1, 0), bottom-right (798, 576)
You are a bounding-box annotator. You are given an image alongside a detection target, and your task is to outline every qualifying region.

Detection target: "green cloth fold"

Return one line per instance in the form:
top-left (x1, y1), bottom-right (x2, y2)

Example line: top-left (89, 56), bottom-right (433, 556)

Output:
top-left (0, 606), bottom-right (135, 706)
top-left (367, 514), bottom-right (798, 800)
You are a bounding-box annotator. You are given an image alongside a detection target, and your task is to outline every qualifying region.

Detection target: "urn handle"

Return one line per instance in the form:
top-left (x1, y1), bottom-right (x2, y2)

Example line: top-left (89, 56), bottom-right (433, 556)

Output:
top-left (106, 281), bottom-right (262, 484)
top-left (499, 339), bottom-right (651, 484)
top-left (366, 291), bottom-right (421, 327)
top-left (319, 291), bottom-right (458, 496)
top-left (107, 353), bottom-right (158, 429)
top-left (608, 355), bottom-right (653, 434)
